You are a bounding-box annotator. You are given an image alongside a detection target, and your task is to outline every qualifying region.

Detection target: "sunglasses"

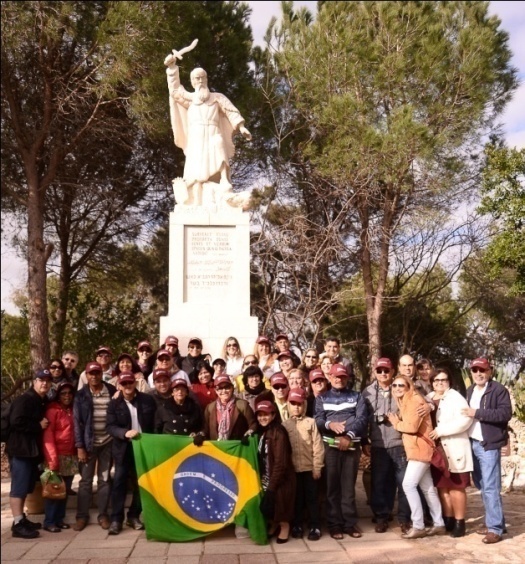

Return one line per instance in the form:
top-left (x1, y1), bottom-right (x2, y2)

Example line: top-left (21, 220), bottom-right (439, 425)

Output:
top-left (272, 385), bottom-right (288, 390)
top-left (244, 360), bottom-right (258, 365)
top-left (227, 343), bottom-right (238, 347)
top-left (138, 348), bottom-right (151, 353)
top-left (312, 379), bottom-right (325, 384)
top-left (121, 381), bottom-right (135, 387)
top-left (50, 365), bottom-right (62, 370)
top-left (433, 378), bottom-right (448, 383)
top-left (376, 368), bottom-right (390, 374)
top-left (471, 367), bottom-right (487, 374)
top-left (87, 371), bottom-right (102, 376)
top-left (217, 386), bottom-right (232, 391)
top-left (305, 355), bottom-right (318, 359)
top-left (97, 353), bottom-right (110, 357)
top-left (392, 383), bottom-right (406, 388)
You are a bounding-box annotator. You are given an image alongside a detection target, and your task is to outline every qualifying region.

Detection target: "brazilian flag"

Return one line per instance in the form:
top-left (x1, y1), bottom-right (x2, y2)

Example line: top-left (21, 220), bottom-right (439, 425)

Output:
top-left (132, 434), bottom-right (268, 544)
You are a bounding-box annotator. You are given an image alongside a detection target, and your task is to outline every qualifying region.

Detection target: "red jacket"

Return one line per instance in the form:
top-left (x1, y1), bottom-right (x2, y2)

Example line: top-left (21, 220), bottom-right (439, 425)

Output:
top-left (43, 402), bottom-right (76, 471)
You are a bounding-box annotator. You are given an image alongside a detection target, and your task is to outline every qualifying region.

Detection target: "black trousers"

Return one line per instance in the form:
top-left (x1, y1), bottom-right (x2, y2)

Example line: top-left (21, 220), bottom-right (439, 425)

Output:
top-left (293, 471), bottom-right (320, 529)
top-left (324, 444), bottom-right (360, 530)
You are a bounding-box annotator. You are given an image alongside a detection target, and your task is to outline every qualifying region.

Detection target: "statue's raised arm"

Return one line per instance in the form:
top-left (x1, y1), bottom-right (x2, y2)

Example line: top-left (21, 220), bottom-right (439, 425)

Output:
top-left (164, 40), bottom-right (252, 208)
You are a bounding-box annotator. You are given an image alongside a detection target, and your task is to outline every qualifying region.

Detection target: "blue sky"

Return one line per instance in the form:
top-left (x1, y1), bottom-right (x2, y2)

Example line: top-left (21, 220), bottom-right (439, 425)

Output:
top-left (1, 1), bottom-right (524, 314)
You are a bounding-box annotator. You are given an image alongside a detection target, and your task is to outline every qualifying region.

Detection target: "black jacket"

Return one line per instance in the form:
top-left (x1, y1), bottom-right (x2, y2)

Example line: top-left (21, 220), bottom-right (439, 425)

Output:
top-left (73, 381), bottom-right (117, 453)
top-left (155, 396), bottom-right (202, 435)
top-left (6, 388), bottom-right (48, 459)
top-left (106, 391), bottom-right (156, 463)
top-left (466, 379), bottom-right (512, 450)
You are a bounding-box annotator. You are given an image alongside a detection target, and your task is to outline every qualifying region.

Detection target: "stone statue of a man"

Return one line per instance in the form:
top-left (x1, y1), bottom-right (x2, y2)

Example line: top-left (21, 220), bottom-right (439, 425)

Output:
top-left (165, 47), bottom-right (251, 206)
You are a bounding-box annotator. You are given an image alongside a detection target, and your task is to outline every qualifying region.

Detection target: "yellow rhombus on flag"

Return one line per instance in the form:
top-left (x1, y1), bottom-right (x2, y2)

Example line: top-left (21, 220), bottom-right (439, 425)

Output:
top-left (132, 433), bottom-right (267, 544)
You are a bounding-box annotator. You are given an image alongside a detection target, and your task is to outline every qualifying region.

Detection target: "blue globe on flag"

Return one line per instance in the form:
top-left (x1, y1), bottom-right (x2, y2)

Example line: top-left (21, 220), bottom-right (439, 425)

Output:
top-left (173, 453), bottom-right (239, 524)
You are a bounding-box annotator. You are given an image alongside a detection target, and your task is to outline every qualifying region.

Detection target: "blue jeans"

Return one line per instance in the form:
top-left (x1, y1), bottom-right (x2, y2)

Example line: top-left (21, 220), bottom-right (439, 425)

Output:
top-left (371, 446), bottom-right (411, 524)
top-left (44, 475), bottom-right (74, 527)
top-left (471, 439), bottom-right (506, 535)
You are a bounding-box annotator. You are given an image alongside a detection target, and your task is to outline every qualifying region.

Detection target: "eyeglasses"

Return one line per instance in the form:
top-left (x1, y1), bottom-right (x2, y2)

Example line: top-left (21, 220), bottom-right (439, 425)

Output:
top-left (433, 378), bottom-right (448, 383)
top-left (305, 355), bottom-right (318, 359)
top-left (376, 368), bottom-right (390, 374)
top-left (63, 357), bottom-right (76, 362)
top-left (392, 383), bottom-right (406, 388)
top-left (272, 385), bottom-right (288, 390)
top-left (471, 367), bottom-right (487, 374)
top-left (50, 365), bottom-right (62, 370)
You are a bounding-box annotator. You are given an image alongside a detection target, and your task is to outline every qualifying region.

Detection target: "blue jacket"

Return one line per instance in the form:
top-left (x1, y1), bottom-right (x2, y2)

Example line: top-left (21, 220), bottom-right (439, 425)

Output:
top-left (314, 387), bottom-right (368, 440)
top-left (73, 381), bottom-right (116, 453)
top-left (466, 379), bottom-right (512, 451)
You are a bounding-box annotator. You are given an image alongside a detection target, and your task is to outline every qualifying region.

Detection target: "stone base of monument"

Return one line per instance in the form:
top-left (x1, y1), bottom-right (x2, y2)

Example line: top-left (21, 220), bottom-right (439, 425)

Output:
top-left (160, 205), bottom-right (259, 360)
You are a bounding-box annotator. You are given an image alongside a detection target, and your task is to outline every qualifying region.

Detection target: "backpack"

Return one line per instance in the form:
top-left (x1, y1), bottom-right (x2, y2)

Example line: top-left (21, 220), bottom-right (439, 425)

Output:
top-left (1, 402), bottom-right (12, 443)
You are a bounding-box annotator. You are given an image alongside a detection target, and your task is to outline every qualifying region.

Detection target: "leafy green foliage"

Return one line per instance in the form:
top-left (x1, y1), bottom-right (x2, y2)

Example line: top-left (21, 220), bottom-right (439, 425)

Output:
top-left (478, 143), bottom-right (525, 296)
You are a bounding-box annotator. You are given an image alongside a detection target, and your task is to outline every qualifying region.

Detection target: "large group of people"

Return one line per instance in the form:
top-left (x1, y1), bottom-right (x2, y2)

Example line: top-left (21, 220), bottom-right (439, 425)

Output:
top-left (5, 335), bottom-right (512, 546)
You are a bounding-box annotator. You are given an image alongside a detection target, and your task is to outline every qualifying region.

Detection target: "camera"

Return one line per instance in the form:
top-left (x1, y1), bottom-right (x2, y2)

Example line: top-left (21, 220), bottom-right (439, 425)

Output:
top-left (375, 414), bottom-right (387, 425)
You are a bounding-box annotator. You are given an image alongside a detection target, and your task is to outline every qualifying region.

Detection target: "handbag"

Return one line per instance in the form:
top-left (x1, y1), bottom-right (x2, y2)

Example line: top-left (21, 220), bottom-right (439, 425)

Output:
top-left (41, 470), bottom-right (67, 500)
top-left (418, 433), bottom-right (450, 477)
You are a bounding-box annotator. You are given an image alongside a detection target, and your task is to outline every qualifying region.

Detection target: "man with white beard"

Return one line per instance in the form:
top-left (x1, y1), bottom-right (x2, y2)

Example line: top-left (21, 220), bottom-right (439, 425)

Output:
top-left (165, 58), bottom-right (251, 205)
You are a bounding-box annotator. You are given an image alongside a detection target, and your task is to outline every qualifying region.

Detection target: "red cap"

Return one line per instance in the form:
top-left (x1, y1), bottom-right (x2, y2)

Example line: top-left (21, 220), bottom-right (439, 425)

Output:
top-left (157, 350), bottom-right (172, 360)
top-left (277, 351), bottom-right (292, 360)
top-left (56, 381), bottom-right (75, 394)
top-left (256, 336), bottom-right (271, 345)
top-left (275, 333), bottom-right (288, 341)
top-left (375, 357), bottom-right (393, 370)
top-left (164, 336), bottom-right (179, 346)
top-left (96, 346), bottom-right (112, 356)
top-left (288, 388), bottom-right (306, 403)
top-left (255, 400), bottom-right (275, 414)
top-left (471, 358), bottom-right (491, 370)
top-left (215, 374), bottom-right (233, 388)
top-left (152, 368), bottom-right (171, 381)
top-left (171, 378), bottom-right (188, 389)
top-left (329, 363), bottom-right (348, 378)
top-left (188, 337), bottom-right (202, 347)
top-left (137, 340), bottom-right (152, 350)
top-left (309, 368), bottom-right (326, 382)
top-left (270, 373), bottom-right (288, 387)
top-left (85, 361), bottom-right (103, 374)
top-left (118, 371), bottom-right (135, 384)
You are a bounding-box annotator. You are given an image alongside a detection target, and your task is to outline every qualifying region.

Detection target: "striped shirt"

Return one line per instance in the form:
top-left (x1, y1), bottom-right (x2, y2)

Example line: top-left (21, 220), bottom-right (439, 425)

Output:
top-left (91, 386), bottom-right (111, 446)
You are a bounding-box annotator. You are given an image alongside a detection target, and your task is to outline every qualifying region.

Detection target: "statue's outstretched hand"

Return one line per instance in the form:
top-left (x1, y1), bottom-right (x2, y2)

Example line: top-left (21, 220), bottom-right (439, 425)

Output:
top-left (239, 126), bottom-right (252, 141)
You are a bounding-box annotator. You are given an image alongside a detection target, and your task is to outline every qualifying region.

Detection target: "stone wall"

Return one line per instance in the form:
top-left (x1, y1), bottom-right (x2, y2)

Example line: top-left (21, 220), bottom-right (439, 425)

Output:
top-left (502, 389), bottom-right (525, 491)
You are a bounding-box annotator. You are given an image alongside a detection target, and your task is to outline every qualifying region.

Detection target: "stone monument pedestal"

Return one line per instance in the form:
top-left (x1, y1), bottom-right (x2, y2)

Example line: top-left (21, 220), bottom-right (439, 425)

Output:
top-left (160, 205), bottom-right (259, 360)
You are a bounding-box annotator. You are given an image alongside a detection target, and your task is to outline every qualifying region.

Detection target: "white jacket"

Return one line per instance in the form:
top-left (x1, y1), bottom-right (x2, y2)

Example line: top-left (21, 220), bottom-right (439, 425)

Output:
top-left (428, 388), bottom-right (473, 473)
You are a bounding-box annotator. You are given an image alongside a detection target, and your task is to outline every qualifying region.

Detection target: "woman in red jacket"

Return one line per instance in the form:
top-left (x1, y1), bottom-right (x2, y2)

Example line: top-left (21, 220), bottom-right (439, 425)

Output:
top-left (42, 381), bottom-right (78, 532)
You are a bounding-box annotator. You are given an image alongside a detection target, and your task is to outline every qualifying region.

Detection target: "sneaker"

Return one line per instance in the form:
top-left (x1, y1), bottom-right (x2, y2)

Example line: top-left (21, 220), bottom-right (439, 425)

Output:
top-left (307, 528), bottom-right (321, 541)
top-left (12, 521), bottom-right (40, 539)
top-left (21, 514), bottom-right (42, 530)
top-left (291, 526), bottom-right (303, 539)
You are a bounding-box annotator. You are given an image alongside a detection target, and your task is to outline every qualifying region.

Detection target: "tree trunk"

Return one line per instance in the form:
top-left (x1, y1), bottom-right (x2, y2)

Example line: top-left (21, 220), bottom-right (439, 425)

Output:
top-left (27, 178), bottom-right (50, 371)
top-left (50, 259), bottom-right (71, 359)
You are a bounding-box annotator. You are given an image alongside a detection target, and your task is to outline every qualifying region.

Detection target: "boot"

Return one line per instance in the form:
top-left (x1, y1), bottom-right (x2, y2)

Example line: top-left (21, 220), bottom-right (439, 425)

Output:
top-left (444, 516), bottom-right (455, 532)
top-left (451, 519), bottom-right (466, 538)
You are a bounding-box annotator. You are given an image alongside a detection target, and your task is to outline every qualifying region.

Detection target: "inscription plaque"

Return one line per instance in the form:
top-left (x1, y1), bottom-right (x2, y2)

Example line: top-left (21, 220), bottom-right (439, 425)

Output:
top-left (184, 226), bottom-right (235, 303)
